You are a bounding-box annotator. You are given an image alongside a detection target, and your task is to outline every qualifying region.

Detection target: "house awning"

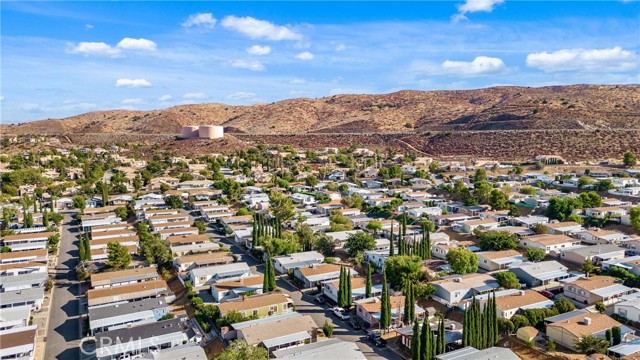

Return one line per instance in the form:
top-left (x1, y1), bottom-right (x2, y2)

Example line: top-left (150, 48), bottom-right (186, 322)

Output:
top-left (592, 284), bottom-right (634, 298)
top-left (262, 331), bottom-right (310, 349)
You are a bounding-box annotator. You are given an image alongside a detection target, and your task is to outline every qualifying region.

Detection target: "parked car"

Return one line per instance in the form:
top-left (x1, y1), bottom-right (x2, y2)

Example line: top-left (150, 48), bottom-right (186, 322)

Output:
top-left (348, 318), bottom-right (361, 330)
top-left (314, 295), bottom-right (326, 304)
top-left (538, 290), bottom-right (555, 299)
top-left (373, 337), bottom-right (387, 347)
top-left (332, 307), bottom-right (350, 320)
top-left (366, 330), bottom-right (381, 341)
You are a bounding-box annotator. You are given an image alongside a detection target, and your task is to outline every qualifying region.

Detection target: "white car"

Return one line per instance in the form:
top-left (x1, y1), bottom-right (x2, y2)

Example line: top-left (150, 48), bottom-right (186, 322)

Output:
top-left (332, 307), bottom-right (350, 320)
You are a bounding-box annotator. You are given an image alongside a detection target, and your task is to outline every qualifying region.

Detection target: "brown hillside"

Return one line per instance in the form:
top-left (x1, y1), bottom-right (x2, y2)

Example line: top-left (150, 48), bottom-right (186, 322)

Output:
top-left (3, 84), bottom-right (639, 135)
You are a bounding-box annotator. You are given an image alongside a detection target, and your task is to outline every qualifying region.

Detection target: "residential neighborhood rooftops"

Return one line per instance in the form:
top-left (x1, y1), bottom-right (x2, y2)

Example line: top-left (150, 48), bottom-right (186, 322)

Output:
top-left (90, 266), bottom-right (158, 286)
top-left (547, 313), bottom-right (621, 338)
top-left (494, 290), bottom-right (550, 311)
top-left (216, 293), bottom-right (291, 315)
top-left (432, 273), bottom-right (498, 292)
top-left (238, 314), bottom-right (317, 346)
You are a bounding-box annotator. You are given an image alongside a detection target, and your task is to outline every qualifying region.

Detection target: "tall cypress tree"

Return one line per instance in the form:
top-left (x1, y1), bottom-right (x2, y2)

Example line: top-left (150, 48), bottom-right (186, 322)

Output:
top-left (337, 267), bottom-right (344, 308)
top-left (389, 220), bottom-right (395, 257)
top-left (425, 228), bottom-right (431, 260)
top-left (42, 208), bottom-right (48, 227)
top-left (365, 263), bottom-right (372, 298)
top-left (481, 304), bottom-right (488, 349)
top-left (430, 324), bottom-right (437, 359)
top-left (412, 320), bottom-right (422, 360)
top-left (102, 183), bottom-right (109, 206)
top-left (463, 305), bottom-right (469, 347)
top-left (78, 234), bottom-right (86, 261)
top-left (493, 292), bottom-right (499, 345)
top-left (263, 251), bottom-right (276, 292)
top-left (404, 280), bottom-right (412, 324)
top-left (346, 269), bottom-right (352, 309)
top-left (84, 234), bottom-right (92, 261)
top-left (437, 318), bottom-right (445, 355)
top-left (380, 269), bottom-right (391, 331)
top-left (420, 318), bottom-right (429, 360)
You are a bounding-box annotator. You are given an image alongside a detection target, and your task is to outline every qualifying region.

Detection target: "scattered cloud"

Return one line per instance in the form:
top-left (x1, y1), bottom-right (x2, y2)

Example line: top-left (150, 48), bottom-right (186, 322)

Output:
top-left (181, 13), bottom-right (217, 30)
top-left (66, 42), bottom-right (121, 57)
top-left (526, 46), bottom-right (638, 72)
top-left (290, 78), bottom-right (306, 84)
top-left (246, 45), bottom-right (271, 55)
top-left (221, 15), bottom-right (302, 41)
top-left (295, 51), bottom-right (314, 61)
top-left (121, 98), bottom-right (145, 105)
top-left (158, 94), bottom-right (173, 101)
top-left (116, 38), bottom-right (157, 51)
top-left (67, 37), bottom-right (156, 57)
top-left (183, 92), bottom-right (208, 100)
top-left (227, 92), bottom-right (257, 101)
top-left (115, 78), bottom-right (152, 88)
top-left (230, 59), bottom-right (265, 71)
top-left (335, 43), bottom-right (346, 52)
top-left (452, 0), bottom-right (504, 23)
top-left (441, 56), bottom-right (508, 76)
top-left (0, 96), bottom-right (4, 102)
top-left (84, 24), bottom-right (94, 30)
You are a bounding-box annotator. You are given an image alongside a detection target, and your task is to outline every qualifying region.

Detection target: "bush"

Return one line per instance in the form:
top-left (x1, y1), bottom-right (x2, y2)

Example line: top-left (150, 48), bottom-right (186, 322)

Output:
top-left (511, 314), bottom-right (530, 330)
top-left (323, 319), bottom-right (334, 337)
top-left (546, 340), bottom-right (557, 352)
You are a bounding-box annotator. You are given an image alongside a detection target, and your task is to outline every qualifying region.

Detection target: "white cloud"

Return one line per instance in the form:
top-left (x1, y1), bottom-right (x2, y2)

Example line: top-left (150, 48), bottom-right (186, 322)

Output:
top-left (221, 16), bottom-right (302, 41)
top-left (181, 13), bottom-right (217, 30)
top-left (452, 0), bottom-right (504, 22)
top-left (526, 46), bottom-right (638, 72)
top-left (158, 94), bottom-right (173, 102)
top-left (441, 56), bottom-right (508, 76)
top-left (84, 24), bottom-right (94, 30)
top-left (115, 78), bottom-right (152, 88)
top-left (227, 92), bottom-right (257, 101)
top-left (295, 51), bottom-right (314, 61)
top-left (290, 78), bottom-right (306, 84)
top-left (116, 38), bottom-right (157, 51)
top-left (335, 43), bottom-right (346, 52)
top-left (246, 45), bottom-right (271, 55)
top-left (230, 59), bottom-right (265, 71)
top-left (183, 92), bottom-right (208, 100)
top-left (66, 42), bottom-right (121, 57)
top-left (122, 98), bottom-right (145, 105)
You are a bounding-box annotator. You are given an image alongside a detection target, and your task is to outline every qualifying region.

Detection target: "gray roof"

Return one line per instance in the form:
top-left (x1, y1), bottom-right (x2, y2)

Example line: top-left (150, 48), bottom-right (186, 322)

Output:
top-left (436, 346), bottom-right (520, 360)
top-left (190, 262), bottom-right (250, 279)
top-left (89, 297), bottom-right (168, 321)
top-left (142, 344), bottom-right (207, 360)
top-left (1, 287), bottom-right (45, 304)
top-left (231, 312), bottom-right (301, 330)
top-left (272, 338), bottom-right (366, 360)
top-left (509, 260), bottom-right (568, 276)
top-left (0, 272), bottom-right (48, 289)
top-left (564, 244), bottom-right (624, 257)
top-left (544, 309), bottom-right (586, 323)
top-left (96, 317), bottom-right (186, 345)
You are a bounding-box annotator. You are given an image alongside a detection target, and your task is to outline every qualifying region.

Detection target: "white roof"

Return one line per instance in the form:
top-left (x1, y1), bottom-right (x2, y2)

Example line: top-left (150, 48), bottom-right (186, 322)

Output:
top-left (273, 338), bottom-right (366, 360)
top-left (273, 251), bottom-right (324, 266)
top-left (190, 262), bottom-right (250, 278)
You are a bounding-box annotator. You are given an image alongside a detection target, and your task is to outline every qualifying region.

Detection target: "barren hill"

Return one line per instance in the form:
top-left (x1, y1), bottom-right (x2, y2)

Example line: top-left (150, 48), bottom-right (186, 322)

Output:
top-left (4, 84), bottom-right (639, 135)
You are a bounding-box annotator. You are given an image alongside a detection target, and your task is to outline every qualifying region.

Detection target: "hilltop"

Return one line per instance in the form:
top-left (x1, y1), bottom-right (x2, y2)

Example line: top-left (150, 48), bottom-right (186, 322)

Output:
top-left (4, 85), bottom-right (639, 135)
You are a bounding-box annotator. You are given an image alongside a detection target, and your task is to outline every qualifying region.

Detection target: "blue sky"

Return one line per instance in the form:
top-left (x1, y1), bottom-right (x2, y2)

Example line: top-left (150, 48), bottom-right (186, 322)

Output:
top-left (1, 1), bottom-right (639, 123)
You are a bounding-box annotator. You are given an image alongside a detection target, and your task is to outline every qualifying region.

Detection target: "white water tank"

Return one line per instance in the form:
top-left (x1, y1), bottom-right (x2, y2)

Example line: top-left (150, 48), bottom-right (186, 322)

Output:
top-left (198, 125), bottom-right (224, 139)
top-left (181, 126), bottom-right (200, 139)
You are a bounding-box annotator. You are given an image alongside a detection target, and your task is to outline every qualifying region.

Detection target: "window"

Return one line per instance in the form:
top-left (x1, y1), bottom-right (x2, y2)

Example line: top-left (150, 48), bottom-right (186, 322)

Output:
top-left (579, 290), bottom-right (585, 296)
top-left (252, 310), bottom-right (258, 316)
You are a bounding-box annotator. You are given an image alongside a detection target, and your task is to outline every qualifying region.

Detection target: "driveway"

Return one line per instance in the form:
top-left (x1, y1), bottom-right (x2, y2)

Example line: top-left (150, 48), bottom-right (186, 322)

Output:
top-left (45, 213), bottom-right (82, 360)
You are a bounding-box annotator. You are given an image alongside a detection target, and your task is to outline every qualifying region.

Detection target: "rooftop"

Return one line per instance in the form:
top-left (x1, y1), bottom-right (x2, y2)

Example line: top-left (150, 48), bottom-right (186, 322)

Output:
top-left (238, 314), bottom-right (317, 346)
top-left (547, 313), bottom-right (620, 338)
top-left (216, 293), bottom-right (291, 315)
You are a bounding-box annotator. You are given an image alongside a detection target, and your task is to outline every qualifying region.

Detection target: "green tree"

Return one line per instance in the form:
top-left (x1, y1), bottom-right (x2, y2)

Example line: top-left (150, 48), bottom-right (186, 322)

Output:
top-left (114, 207), bottom-right (128, 221)
top-left (623, 150), bottom-right (637, 168)
top-left (194, 220), bottom-right (207, 234)
top-left (78, 234), bottom-right (86, 261)
top-left (102, 183), bottom-right (109, 205)
top-left (474, 168), bottom-right (487, 182)
top-left (429, 161), bottom-right (441, 173)
top-left (305, 175), bottom-right (319, 187)
top-left (384, 255), bottom-right (424, 289)
top-left (488, 189), bottom-right (509, 210)
top-left (477, 230), bottom-right (517, 251)
top-left (365, 263), bottom-right (372, 298)
top-left (380, 269), bottom-right (391, 331)
top-left (612, 325), bottom-right (622, 345)
top-left (269, 191), bottom-right (295, 223)
top-left (574, 335), bottom-right (610, 355)
top-left (164, 195), bottom-right (184, 209)
top-left (524, 247), bottom-right (546, 262)
top-left (323, 319), bottom-right (334, 337)
top-left (446, 248), bottom-right (478, 275)
top-left (412, 320), bottom-right (421, 360)
top-left (567, 214), bottom-right (584, 225)
top-left (511, 314), bottom-right (530, 330)
top-left (72, 195), bottom-right (86, 210)
top-left (595, 301), bottom-right (606, 313)
top-left (345, 232), bottom-right (376, 258)
top-left (263, 251), bottom-right (276, 292)
top-left (106, 242), bottom-right (131, 269)
top-left (581, 259), bottom-right (595, 277)
top-left (495, 271), bottom-right (520, 289)
top-left (552, 298), bottom-right (575, 314)
top-left (366, 220), bottom-right (383, 234)
top-left (630, 207), bottom-right (640, 231)
top-left (313, 233), bottom-right (336, 256)
top-left (218, 340), bottom-right (268, 360)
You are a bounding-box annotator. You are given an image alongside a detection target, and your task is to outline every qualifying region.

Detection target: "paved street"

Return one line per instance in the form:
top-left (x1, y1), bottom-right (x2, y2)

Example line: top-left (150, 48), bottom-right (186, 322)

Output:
top-left (45, 213), bottom-right (82, 360)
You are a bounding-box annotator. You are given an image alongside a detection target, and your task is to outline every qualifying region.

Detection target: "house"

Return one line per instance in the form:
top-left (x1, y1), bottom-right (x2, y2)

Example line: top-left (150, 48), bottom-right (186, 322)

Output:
top-left (614, 297), bottom-right (640, 322)
top-left (477, 289), bottom-right (553, 319)
top-left (560, 244), bottom-right (625, 266)
top-left (87, 280), bottom-right (168, 307)
top-left (0, 249), bottom-right (48, 265)
top-left (174, 252), bottom-right (234, 272)
top-left (90, 267), bottom-right (159, 289)
top-left (546, 313), bottom-right (631, 351)
top-left (140, 343), bottom-right (207, 360)
top-left (0, 272), bottom-right (48, 293)
top-left (211, 276), bottom-right (264, 303)
top-left (608, 338), bottom-right (640, 359)
top-left (327, 170), bottom-right (346, 181)
top-left (189, 263), bottom-right (251, 287)
top-left (436, 347), bottom-right (520, 360)
top-left (293, 264), bottom-right (343, 289)
top-left (577, 229), bottom-right (629, 245)
top-left (355, 295), bottom-right (425, 328)
top-left (325, 230), bottom-right (362, 249)
top-left (516, 326), bottom-right (539, 343)
top-left (290, 193), bottom-right (317, 206)
top-left (518, 234), bottom-right (581, 254)
top-left (158, 227), bottom-right (199, 240)
top-left (1, 232), bottom-right (54, 252)
top-left (0, 305), bottom-right (31, 330)
top-left (95, 317), bottom-right (199, 360)
top-left (272, 338), bottom-right (366, 360)
top-left (272, 251), bottom-right (324, 274)
top-left (454, 219), bottom-right (500, 234)
top-left (396, 319), bottom-right (463, 349)
top-left (509, 261), bottom-right (572, 288)
top-left (364, 249), bottom-right (390, 271)
top-left (511, 215), bottom-right (549, 228)
top-left (584, 206), bottom-right (627, 220)
top-left (0, 325), bottom-right (37, 360)
top-left (235, 314), bottom-right (319, 354)
top-left (602, 256), bottom-right (640, 276)
top-left (323, 276), bottom-right (382, 304)
top-left (216, 293), bottom-right (293, 318)
top-left (477, 250), bottom-right (525, 271)
top-left (88, 297), bottom-right (170, 335)
top-left (431, 273), bottom-right (500, 306)
top-left (544, 221), bottom-right (585, 235)
top-left (1, 287), bottom-right (45, 311)
top-left (563, 275), bottom-right (635, 305)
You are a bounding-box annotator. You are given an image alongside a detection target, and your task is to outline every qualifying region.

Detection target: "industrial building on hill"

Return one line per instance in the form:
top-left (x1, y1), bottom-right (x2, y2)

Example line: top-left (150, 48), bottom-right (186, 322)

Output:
top-left (181, 125), bottom-right (224, 139)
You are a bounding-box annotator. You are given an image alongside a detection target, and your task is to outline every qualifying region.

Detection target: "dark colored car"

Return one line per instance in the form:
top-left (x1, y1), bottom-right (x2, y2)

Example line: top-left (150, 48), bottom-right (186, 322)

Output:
top-left (348, 318), bottom-right (361, 330)
top-left (314, 295), bottom-right (326, 304)
top-left (373, 337), bottom-right (387, 347)
top-left (367, 331), bottom-right (381, 341)
top-left (538, 290), bottom-right (555, 299)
